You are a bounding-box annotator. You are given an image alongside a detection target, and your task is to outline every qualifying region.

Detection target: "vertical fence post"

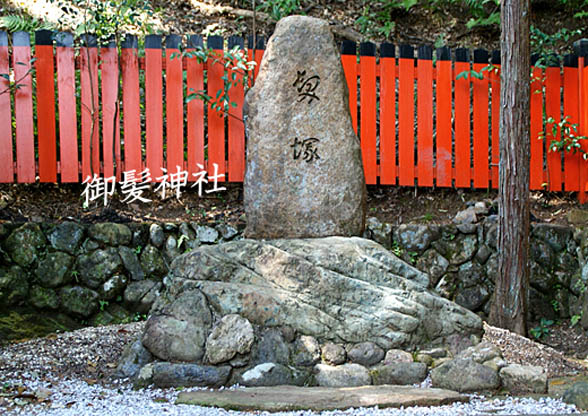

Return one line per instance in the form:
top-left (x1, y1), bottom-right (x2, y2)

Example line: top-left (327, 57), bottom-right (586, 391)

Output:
top-left (35, 30), bottom-right (57, 182)
top-left (165, 34), bottom-right (184, 174)
top-left (545, 54), bottom-right (563, 191)
top-left (186, 35), bottom-right (205, 178)
top-left (574, 39), bottom-right (588, 203)
top-left (473, 49), bottom-right (489, 188)
top-left (359, 41), bottom-right (377, 185)
top-left (398, 45), bottom-right (415, 186)
top-left (101, 36), bottom-right (120, 180)
top-left (80, 34), bottom-right (99, 180)
top-left (529, 53), bottom-right (544, 190)
top-left (417, 45), bottom-right (433, 187)
top-left (145, 34), bottom-right (164, 179)
top-left (563, 53), bottom-right (580, 192)
top-left (454, 48), bottom-right (471, 188)
top-left (340, 40), bottom-right (357, 135)
top-left (13, 31), bottom-right (35, 183)
top-left (0, 31), bottom-right (13, 182)
top-left (227, 35), bottom-right (245, 182)
top-left (121, 34), bottom-right (141, 176)
top-left (207, 35), bottom-right (225, 179)
top-left (379, 42), bottom-right (396, 185)
top-left (55, 32), bottom-right (78, 182)
top-left (436, 46), bottom-right (452, 187)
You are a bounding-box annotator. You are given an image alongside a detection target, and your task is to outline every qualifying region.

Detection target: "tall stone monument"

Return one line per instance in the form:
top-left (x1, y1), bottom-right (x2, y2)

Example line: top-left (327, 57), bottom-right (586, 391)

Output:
top-left (243, 16), bottom-right (366, 238)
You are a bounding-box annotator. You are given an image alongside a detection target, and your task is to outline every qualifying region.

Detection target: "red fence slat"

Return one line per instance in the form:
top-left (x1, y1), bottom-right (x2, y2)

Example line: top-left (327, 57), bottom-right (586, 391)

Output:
top-left (530, 63), bottom-right (544, 190)
top-left (35, 30), bottom-right (57, 182)
top-left (121, 35), bottom-right (142, 176)
top-left (13, 31), bottom-right (35, 183)
top-left (454, 49), bottom-right (471, 188)
top-left (435, 47), bottom-right (452, 187)
top-left (187, 35), bottom-right (205, 178)
top-left (341, 41), bottom-right (358, 134)
top-left (379, 43), bottom-right (396, 185)
top-left (563, 54), bottom-right (580, 191)
top-left (579, 51), bottom-right (588, 201)
top-left (101, 40), bottom-right (120, 180)
top-left (472, 50), bottom-right (489, 188)
top-left (360, 42), bottom-right (377, 185)
top-left (398, 45), bottom-right (415, 186)
top-left (145, 35), bottom-right (164, 179)
top-left (545, 61), bottom-right (563, 191)
top-left (417, 45), bottom-right (433, 187)
top-left (0, 32), bottom-right (13, 182)
top-left (228, 36), bottom-right (245, 182)
top-left (165, 35), bottom-right (184, 174)
top-left (80, 35), bottom-right (99, 180)
top-left (207, 36), bottom-right (226, 180)
top-left (55, 32), bottom-right (78, 182)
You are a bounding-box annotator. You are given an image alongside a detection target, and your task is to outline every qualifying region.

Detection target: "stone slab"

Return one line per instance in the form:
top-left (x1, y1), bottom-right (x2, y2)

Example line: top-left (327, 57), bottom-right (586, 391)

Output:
top-left (176, 385), bottom-right (468, 412)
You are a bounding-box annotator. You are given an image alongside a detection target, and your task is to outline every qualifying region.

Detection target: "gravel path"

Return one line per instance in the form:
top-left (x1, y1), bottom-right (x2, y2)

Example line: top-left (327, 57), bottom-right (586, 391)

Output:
top-left (0, 322), bottom-right (585, 415)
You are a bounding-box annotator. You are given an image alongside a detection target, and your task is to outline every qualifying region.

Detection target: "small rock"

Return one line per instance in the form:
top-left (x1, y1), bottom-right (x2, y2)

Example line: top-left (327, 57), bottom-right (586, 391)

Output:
top-left (48, 221), bottom-right (84, 254)
top-left (124, 280), bottom-right (161, 314)
top-left (101, 274), bottom-right (128, 300)
top-left (563, 381), bottom-right (588, 410)
top-left (418, 348), bottom-right (447, 359)
top-left (473, 201), bottom-right (488, 215)
top-left (482, 356), bottom-right (507, 372)
top-left (292, 335), bottom-right (321, 367)
top-left (116, 339), bottom-right (153, 379)
top-left (240, 363), bottom-right (306, 387)
top-left (196, 225), bottom-right (219, 244)
top-left (76, 247), bottom-right (123, 289)
top-left (499, 364), bottom-right (547, 394)
top-left (453, 208), bottom-right (477, 224)
top-left (364, 217), bottom-right (393, 248)
top-left (431, 358), bottom-right (500, 392)
top-left (118, 246), bottom-right (145, 281)
top-left (29, 285), bottom-right (60, 309)
top-left (315, 363), bottom-right (371, 387)
top-left (149, 224), bottom-right (165, 248)
top-left (59, 286), bottom-right (99, 318)
top-left (383, 349), bottom-right (413, 364)
top-left (321, 343), bottom-right (346, 365)
top-left (251, 329), bottom-right (290, 365)
top-left (6, 223), bottom-right (46, 267)
top-left (34, 252), bottom-right (73, 288)
top-left (151, 362), bottom-right (230, 388)
top-left (216, 223), bottom-right (238, 241)
top-left (88, 223), bottom-right (132, 246)
top-left (347, 341), bottom-right (385, 366)
top-left (371, 362), bottom-right (428, 385)
top-left (457, 341), bottom-right (501, 363)
top-left (415, 354), bottom-right (433, 366)
top-left (140, 245), bottom-right (167, 279)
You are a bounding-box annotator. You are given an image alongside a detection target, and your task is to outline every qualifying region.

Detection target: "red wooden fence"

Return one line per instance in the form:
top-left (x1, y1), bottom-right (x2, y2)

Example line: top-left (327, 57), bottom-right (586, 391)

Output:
top-left (0, 30), bottom-right (586, 198)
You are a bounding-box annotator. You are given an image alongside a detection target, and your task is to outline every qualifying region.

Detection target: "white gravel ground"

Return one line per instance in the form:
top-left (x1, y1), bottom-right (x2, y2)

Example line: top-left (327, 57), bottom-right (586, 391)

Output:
top-left (1, 373), bottom-right (581, 416)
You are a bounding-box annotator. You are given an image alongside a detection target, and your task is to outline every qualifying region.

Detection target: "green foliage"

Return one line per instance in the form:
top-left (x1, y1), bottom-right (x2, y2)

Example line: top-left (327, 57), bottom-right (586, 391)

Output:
top-left (530, 318), bottom-right (554, 339)
top-left (571, 312), bottom-right (582, 327)
top-left (463, 0), bottom-right (500, 29)
top-left (99, 299), bottom-right (109, 311)
top-left (540, 116), bottom-right (588, 159)
top-left (257, 0), bottom-right (302, 21)
top-left (391, 241), bottom-right (403, 257)
top-left (0, 15), bottom-right (55, 33)
top-left (531, 26), bottom-right (581, 68)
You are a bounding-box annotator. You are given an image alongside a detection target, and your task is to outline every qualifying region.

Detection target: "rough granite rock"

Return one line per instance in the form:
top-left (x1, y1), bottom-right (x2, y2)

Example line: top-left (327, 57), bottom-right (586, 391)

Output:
top-left (321, 343), bottom-right (347, 365)
top-left (499, 364), bottom-right (547, 394)
top-left (35, 252), bottom-right (73, 288)
top-left (239, 363), bottom-right (308, 387)
top-left (148, 362), bottom-right (231, 388)
top-left (149, 237), bottom-right (481, 354)
top-left (292, 335), bottom-right (321, 367)
top-left (346, 342), bottom-right (385, 366)
top-left (315, 363), bottom-right (371, 387)
top-left (431, 358), bottom-right (500, 392)
top-left (370, 362), bottom-right (428, 386)
top-left (48, 221), bottom-right (85, 254)
top-left (243, 16), bottom-right (366, 238)
top-left (116, 339), bottom-right (154, 379)
top-left (250, 329), bottom-right (289, 365)
top-left (205, 314), bottom-right (254, 364)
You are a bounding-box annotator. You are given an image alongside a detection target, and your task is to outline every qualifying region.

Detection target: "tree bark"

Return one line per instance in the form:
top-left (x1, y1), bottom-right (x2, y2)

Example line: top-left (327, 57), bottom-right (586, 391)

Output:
top-left (489, 0), bottom-right (531, 336)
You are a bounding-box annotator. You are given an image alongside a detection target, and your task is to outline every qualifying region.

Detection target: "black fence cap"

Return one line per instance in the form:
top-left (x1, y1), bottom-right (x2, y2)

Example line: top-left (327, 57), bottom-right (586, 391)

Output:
top-left (380, 43), bottom-right (395, 58)
top-left (418, 45), bottom-right (432, 60)
top-left (35, 30), bottom-right (53, 46)
top-left (208, 35), bottom-right (223, 50)
top-left (188, 35), bottom-right (203, 49)
top-left (0, 31), bottom-right (7, 47)
top-left (101, 35), bottom-right (116, 48)
top-left (340, 40), bottom-right (356, 55)
top-left (247, 35), bottom-right (265, 50)
top-left (399, 44), bottom-right (413, 59)
top-left (80, 33), bottom-right (97, 47)
top-left (473, 49), bottom-right (489, 64)
top-left (573, 38), bottom-right (588, 57)
top-left (145, 34), bottom-right (162, 49)
top-left (228, 35), bottom-right (244, 49)
top-left (436, 46), bottom-right (450, 61)
top-left (13, 31), bottom-right (30, 47)
top-left (360, 42), bottom-right (376, 57)
top-left (455, 48), bottom-right (469, 62)
top-left (491, 50), bottom-right (500, 65)
top-left (531, 53), bottom-right (540, 66)
top-left (166, 34), bottom-right (182, 49)
top-left (564, 54), bottom-right (578, 68)
top-left (55, 32), bottom-right (73, 48)
top-left (121, 34), bottom-right (138, 49)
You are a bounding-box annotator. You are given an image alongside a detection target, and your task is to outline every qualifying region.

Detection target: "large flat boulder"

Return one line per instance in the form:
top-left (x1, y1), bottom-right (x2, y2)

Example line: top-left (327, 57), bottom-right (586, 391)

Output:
top-left (144, 237), bottom-right (482, 361)
top-left (176, 385), bottom-right (468, 412)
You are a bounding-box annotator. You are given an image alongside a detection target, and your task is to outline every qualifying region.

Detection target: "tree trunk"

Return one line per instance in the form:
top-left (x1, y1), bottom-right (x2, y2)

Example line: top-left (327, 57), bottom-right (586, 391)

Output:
top-left (489, 0), bottom-right (530, 336)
